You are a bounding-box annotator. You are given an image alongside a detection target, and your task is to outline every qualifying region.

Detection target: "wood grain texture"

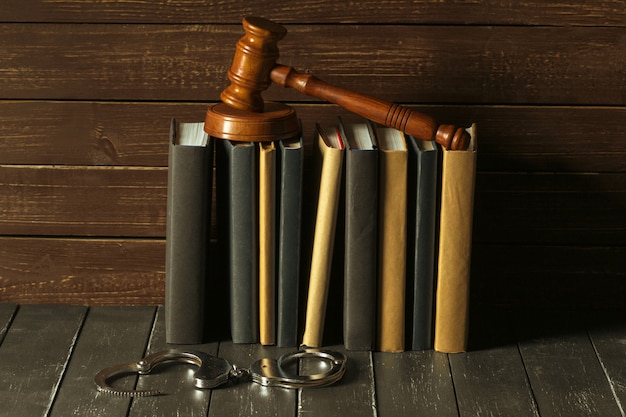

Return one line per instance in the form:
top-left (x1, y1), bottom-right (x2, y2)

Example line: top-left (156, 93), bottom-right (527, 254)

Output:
top-left (518, 313), bottom-right (624, 417)
top-left (0, 165), bottom-right (166, 236)
top-left (48, 306), bottom-right (156, 417)
top-left (1, 102), bottom-right (625, 172)
top-left (0, 304), bottom-right (87, 417)
top-left (1, 0), bottom-right (625, 26)
top-left (589, 320), bottom-right (626, 411)
top-left (1, 24), bottom-right (624, 105)
top-left (374, 350), bottom-right (458, 417)
top-left (450, 319), bottom-right (540, 417)
top-left (0, 101), bottom-right (203, 166)
top-left (0, 237), bottom-right (165, 305)
top-left (450, 347), bottom-right (540, 417)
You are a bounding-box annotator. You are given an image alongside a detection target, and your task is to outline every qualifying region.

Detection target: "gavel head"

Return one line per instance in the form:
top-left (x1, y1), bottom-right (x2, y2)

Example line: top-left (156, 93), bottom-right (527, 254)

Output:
top-left (220, 16), bottom-right (287, 113)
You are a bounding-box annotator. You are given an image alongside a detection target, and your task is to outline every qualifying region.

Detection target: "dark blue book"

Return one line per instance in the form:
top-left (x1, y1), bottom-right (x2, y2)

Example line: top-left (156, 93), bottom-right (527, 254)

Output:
top-left (276, 136), bottom-right (304, 347)
top-left (216, 139), bottom-right (259, 344)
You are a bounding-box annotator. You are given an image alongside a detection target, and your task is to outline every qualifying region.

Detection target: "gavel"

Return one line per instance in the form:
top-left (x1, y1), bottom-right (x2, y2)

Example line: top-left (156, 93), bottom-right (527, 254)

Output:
top-left (205, 16), bottom-right (470, 150)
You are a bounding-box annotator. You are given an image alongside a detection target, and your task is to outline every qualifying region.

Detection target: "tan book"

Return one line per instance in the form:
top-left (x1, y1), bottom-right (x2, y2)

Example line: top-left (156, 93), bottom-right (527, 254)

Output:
top-left (376, 126), bottom-right (408, 352)
top-left (434, 124), bottom-right (477, 353)
top-left (259, 141), bottom-right (277, 345)
top-left (301, 124), bottom-right (344, 348)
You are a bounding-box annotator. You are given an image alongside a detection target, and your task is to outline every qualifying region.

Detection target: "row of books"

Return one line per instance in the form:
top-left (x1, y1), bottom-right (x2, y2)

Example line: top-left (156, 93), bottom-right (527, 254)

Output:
top-left (164, 117), bottom-right (476, 353)
top-left (165, 118), bottom-right (304, 348)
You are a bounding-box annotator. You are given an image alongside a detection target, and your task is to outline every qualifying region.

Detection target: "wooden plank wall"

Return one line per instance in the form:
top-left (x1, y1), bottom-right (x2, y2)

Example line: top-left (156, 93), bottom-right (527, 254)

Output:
top-left (0, 1), bottom-right (624, 311)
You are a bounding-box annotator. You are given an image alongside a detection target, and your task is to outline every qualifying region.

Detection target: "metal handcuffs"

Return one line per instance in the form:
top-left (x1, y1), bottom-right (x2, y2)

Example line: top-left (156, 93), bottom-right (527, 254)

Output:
top-left (94, 347), bottom-right (347, 396)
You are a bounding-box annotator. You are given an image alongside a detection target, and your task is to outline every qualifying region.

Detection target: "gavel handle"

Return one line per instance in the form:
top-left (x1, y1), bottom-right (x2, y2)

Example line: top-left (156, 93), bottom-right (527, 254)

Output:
top-left (270, 64), bottom-right (469, 150)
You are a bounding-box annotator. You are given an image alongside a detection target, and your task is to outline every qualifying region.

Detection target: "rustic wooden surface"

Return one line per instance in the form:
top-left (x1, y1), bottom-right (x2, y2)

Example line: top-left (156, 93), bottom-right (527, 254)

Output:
top-left (1, 1), bottom-right (625, 26)
top-left (1, 25), bottom-right (624, 105)
top-left (1, 304), bottom-right (626, 417)
top-left (0, 1), bottom-right (625, 313)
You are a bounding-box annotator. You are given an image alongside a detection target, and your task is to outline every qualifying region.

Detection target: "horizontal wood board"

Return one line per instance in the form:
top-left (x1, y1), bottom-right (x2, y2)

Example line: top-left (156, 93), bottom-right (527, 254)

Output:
top-left (2, 0), bottom-right (625, 26)
top-left (1, 24), bottom-right (624, 105)
top-left (1, 102), bottom-right (625, 172)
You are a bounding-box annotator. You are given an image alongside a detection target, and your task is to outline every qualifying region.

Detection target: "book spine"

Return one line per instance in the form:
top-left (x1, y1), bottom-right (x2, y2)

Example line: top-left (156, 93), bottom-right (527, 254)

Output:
top-left (343, 148), bottom-right (378, 350)
top-left (259, 142), bottom-right (276, 345)
top-left (407, 139), bottom-right (439, 350)
top-left (377, 142), bottom-right (408, 352)
top-left (434, 125), bottom-right (476, 353)
top-left (165, 122), bottom-right (214, 344)
top-left (276, 138), bottom-right (304, 347)
top-left (301, 135), bottom-right (344, 348)
top-left (218, 140), bottom-right (259, 344)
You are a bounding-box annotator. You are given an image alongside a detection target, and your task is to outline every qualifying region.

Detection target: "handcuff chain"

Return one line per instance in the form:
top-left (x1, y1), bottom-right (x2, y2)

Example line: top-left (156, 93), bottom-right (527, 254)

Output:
top-left (229, 364), bottom-right (251, 382)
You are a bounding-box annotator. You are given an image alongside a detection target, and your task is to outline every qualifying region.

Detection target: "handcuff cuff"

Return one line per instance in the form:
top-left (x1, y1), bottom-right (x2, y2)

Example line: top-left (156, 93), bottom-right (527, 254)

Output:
top-left (94, 347), bottom-right (347, 396)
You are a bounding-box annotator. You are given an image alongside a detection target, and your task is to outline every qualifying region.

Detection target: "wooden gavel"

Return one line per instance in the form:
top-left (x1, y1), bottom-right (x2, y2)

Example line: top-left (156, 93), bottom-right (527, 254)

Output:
top-left (205, 16), bottom-right (470, 150)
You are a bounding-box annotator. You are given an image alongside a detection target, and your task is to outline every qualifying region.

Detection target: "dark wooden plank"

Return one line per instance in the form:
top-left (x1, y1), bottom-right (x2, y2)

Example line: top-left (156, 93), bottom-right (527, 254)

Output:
top-left (1, 24), bottom-right (624, 105)
top-left (449, 308), bottom-right (539, 417)
top-left (1, 0), bottom-right (625, 26)
top-left (472, 244), bottom-right (626, 311)
top-left (48, 306), bottom-right (156, 417)
top-left (208, 341), bottom-right (297, 417)
top-left (518, 313), bottom-right (624, 417)
top-left (129, 306), bottom-right (219, 416)
top-left (0, 165), bottom-right (166, 237)
top-left (0, 100), bottom-right (201, 167)
top-left (474, 172), bottom-right (626, 246)
top-left (299, 346), bottom-right (375, 417)
top-left (2, 102), bottom-right (626, 173)
top-left (0, 237), bottom-right (165, 305)
top-left (450, 346), bottom-right (539, 417)
top-left (588, 319), bottom-right (626, 412)
top-left (0, 303), bottom-right (18, 345)
top-left (374, 350), bottom-right (458, 417)
top-left (0, 304), bottom-right (87, 417)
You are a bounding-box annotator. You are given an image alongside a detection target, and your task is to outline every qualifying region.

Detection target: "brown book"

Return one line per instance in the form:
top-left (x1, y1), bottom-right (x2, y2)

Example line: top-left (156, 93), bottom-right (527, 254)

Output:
top-left (375, 126), bottom-right (408, 352)
top-left (301, 123), bottom-right (345, 348)
top-left (434, 124), bottom-right (477, 353)
top-left (259, 141), bottom-right (277, 345)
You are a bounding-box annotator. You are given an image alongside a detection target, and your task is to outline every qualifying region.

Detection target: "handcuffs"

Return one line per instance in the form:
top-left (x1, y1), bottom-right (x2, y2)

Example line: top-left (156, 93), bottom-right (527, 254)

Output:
top-left (94, 347), bottom-right (347, 396)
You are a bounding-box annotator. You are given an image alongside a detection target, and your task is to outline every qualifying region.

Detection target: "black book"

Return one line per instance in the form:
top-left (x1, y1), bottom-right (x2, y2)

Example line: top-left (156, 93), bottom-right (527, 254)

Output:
top-left (216, 139), bottom-right (259, 344)
top-left (165, 119), bottom-right (214, 344)
top-left (340, 119), bottom-right (378, 351)
top-left (276, 136), bottom-right (304, 347)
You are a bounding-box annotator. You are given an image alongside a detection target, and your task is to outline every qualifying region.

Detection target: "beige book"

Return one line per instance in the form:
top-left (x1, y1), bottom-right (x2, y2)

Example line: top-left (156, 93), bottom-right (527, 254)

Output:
top-left (301, 124), bottom-right (344, 348)
top-left (434, 124), bottom-right (477, 353)
top-left (376, 126), bottom-right (408, 352)
top-left (259, 141), bottom-right (276, 345)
